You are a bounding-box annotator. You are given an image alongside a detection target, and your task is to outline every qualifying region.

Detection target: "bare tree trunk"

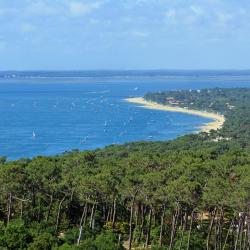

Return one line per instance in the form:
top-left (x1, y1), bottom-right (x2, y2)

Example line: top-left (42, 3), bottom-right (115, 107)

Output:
top-left (70, 190), bottom-right (74, 201)
top-left (159, 204), bottom-right (166, 247)
top-left (80, 204), bottom-right (87, 227)
top-left (235, 215), bottom-right (242, 250)
top-left (153, 211), bottom-right (156, 228)
top-left (7, 192), bottom-right (12, 223)
top-left (112, 198), bottom-right (116, 231)
top-left (218, 208), bottom-right (224, 250)
top-left (45, 195), bottom-right (53, 222)
top-left (110, 204), bottom-right (113, 223)
top-left (102, 205), bottom-right (106, 221)
top-left (239, 214), bottom-right (245, 250)
top-left (145, 207), bottom-right (152, 248)
top-left (20, 200), bottom-right (23, 219)
top-left (135, 204), bottom-right (139, 227)
top-left (37, 196), bottom-right (41, 221)
top-left (187, 210), bottom-right (194, 250)
top-left (169, 205), bottom-right (179, 250)
top-left (83, 203), bottom-right (88, 226)
top-left (77, 202), bottom-right (88, 245)
top-left (179, 211), bottom-right (187, 250)
top-left (138, 204), bottom-right (145, 243)
top-left (11, 196), bottom-right (30, 221)
top-left (55, 195), bottom-right (66, 233)
top-left (89, 203), bottom-right (96, 229)
top-left (169, 213), bottom-right (176, 250)
top-left (180, 209), bottom-right (183, 229)
top-left (222, 217), bottom-right (234, 250)
top-left (175, 205), bottom-right (180, 230)
top-left (31, 190), bottom-right (36, 219)
top-left (247, 211), bottom-right (250, 248)
top-left (118, 234), bottom-right (122, 246)
top-left (207, 208), bottom-right (217, 250)
top-left (242, 222), bottom-right (247, 250)
top-left (128, 195), bottom-right (136, 250)
top-left (214, 211), bottom-right (220, 250)
top-left (106, 207), bottom-right (111, 222)
top-left (77, 226), bottom-right (83, 245)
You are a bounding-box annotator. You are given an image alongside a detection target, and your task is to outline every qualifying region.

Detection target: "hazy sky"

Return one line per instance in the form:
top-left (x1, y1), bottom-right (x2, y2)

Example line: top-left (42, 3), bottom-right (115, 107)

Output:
top-left (0, 0), bottom-right (250, 70)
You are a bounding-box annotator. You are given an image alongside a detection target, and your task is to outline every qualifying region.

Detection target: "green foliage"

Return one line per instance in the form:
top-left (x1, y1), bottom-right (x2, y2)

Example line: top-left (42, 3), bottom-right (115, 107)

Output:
top-left (76, 231), bottom-right (123, 250)
top-left (63, 228), bottom-right (79, 245)
top-left (173, 231), bottom-right (205, 250)
top-left (54, 243), bottom-right (78, 250)
top-left (104, 221), bottom-right (129, 235)
top-left (28, 232), bottom-right (57, 250)
top-left (0, 221), bottom-right (5, 244)
top-left (0, 220), bottom-right (31, 250)
top-left (150, 226), bottom-right (161, 245)
top-left (78, 238), bottom-right (97, 250)
top-left (94, 231), bottom-right (124, 250)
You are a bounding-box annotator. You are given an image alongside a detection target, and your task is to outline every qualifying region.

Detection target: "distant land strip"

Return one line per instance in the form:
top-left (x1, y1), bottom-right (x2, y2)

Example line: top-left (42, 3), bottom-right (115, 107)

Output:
top-left (125, 97), bottom-right (225, 133)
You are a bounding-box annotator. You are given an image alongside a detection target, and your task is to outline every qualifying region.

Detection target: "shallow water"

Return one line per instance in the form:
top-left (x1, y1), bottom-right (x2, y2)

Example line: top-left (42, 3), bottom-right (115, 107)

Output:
top-left (0, 70), bottom-right (250, 159)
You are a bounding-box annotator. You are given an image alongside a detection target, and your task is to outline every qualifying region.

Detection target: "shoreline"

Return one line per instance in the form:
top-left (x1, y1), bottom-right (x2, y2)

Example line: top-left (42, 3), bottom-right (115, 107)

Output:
top-left (125, 97), bottom-right (225, 133)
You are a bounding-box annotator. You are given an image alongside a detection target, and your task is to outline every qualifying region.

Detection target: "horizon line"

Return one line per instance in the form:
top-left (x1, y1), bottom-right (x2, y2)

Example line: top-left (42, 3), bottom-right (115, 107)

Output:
top-left (1, 68), bottom-right (250, 72)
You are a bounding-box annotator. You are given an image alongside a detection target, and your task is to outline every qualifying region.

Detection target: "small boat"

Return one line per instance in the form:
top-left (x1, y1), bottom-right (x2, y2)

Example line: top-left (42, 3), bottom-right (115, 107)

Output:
top-left (80, 136), bottom-right (89, 144)
top-left (80, 139), bottom-right (86, 144)
top-left (32, 131), bottom-right (36, 138)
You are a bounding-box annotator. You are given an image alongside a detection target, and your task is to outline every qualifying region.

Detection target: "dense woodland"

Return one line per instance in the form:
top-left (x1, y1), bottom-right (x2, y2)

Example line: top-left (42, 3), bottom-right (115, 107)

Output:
top-left (1, 88), bottom-right (250, 249)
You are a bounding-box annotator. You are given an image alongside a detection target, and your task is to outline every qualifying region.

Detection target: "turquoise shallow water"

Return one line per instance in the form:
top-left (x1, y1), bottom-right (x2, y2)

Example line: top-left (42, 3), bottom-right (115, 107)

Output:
top-left (0, 70), bottom-right (250, 159)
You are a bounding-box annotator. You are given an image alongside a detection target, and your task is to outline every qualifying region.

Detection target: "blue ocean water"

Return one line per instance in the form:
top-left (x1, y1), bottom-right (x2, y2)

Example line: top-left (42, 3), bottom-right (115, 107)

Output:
top-left (0, 70), bottom-right (250, 159)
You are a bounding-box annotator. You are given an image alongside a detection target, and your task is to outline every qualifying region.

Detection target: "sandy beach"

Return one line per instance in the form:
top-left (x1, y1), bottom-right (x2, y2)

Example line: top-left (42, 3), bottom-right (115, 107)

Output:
top-left (126, 97), bottom-right (225, 133)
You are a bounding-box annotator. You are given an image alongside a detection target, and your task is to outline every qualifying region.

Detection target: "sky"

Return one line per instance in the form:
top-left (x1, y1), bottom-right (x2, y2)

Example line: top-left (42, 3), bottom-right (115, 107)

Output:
top-left (0, 0), bottom-right (250, 70)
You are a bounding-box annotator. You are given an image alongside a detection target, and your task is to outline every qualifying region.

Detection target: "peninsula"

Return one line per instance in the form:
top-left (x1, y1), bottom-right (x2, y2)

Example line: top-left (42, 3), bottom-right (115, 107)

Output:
top-left (126, 97), bottom-right (225, 132)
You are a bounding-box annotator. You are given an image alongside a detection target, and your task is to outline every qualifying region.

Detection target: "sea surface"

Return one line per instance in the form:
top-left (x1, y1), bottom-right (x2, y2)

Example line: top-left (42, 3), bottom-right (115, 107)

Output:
top-left (1, 70), bottom-right (250, 160)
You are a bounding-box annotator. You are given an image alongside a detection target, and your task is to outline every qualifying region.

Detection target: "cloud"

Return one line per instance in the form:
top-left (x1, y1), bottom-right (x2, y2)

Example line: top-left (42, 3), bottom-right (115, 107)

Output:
top-left (130, 30), bottom-right (149, 38)
top-left (0, 7), bottom-right (18, 17)
top-left (165, 9), bottom-right (177, 24)
top-left (26, 1), bottom-right (58, 16)
top-left (165, 5), bottom-right (205, 26)
top-left (189, 5), bottom-right (203, 16)
top-left (20, 23), bottom-right (37, 33)
top-left (164, 3), bottom-right (238, 31)
top-left (0, 40), bottom-right (6, 52)
top-left (135, 0), bottom-right (150, 5)
top-left (15, 1), bottom-right (104, 19)
top-left (67, 1), bottom-right (103, 17)
top-left (216, 12), bottom-right (233, 27)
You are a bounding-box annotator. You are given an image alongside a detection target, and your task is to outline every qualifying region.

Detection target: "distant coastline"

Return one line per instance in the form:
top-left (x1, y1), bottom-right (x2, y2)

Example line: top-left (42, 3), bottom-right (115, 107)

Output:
top-left (126, 97), bottom-right (225, 133)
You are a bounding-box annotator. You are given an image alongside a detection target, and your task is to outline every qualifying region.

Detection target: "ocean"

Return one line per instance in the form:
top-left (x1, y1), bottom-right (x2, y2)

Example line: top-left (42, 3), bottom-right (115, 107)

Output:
top-left (1, 70), bottom-right (250, 159)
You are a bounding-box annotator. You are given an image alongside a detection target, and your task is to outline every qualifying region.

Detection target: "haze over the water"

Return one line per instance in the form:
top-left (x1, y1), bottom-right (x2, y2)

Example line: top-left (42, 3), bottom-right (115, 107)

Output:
top-left (0, 0), bottom-right (249, 70)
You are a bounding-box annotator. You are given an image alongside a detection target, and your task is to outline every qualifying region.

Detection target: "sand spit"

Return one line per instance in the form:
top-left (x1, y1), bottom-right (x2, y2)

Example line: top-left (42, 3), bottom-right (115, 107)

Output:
top-left (126, 97), bottom-right (225, 133)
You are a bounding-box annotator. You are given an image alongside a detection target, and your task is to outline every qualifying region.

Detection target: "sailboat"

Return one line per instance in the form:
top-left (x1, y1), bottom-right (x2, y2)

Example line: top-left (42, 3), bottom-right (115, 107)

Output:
top-left (32, 131), bottom-right (36, 138)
